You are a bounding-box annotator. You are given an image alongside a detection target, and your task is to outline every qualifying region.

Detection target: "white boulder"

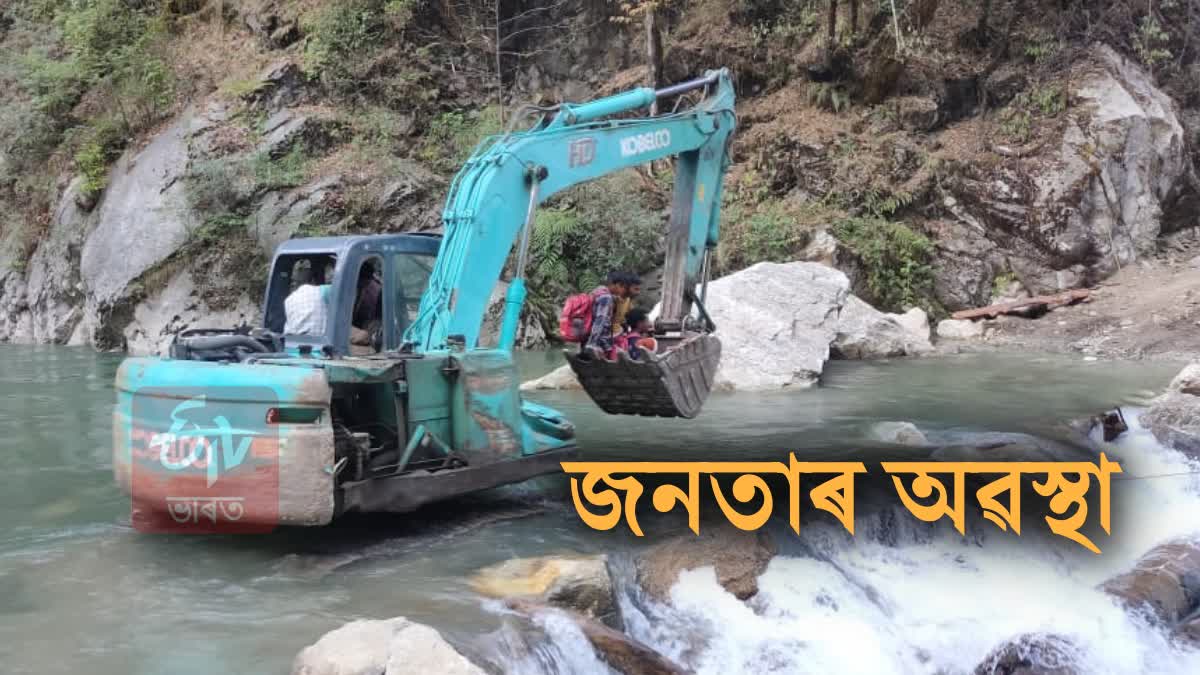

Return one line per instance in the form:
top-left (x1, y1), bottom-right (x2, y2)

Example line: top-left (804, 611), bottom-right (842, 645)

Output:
top-left (833, 296), bottom-right (933, 358)
top-left (291, 618), bottom-right (486, 675)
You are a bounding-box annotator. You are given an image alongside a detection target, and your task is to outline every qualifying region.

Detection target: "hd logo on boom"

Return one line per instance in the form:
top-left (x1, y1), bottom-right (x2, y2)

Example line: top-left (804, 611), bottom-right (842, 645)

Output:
top-left (620, 130), bottom-right (671, 157)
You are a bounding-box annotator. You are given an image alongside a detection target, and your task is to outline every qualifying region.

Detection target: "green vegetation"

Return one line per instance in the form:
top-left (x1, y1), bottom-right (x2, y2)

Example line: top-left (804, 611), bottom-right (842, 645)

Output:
top-left (300, 0), bottom-right (425, 100)
top-left (832, 216), bottom-right (937, 313)
top-left (419, 107), bottom-right (504, 171)
top-left (1000, 85), bottom-right (1065, 141)
top-left (1134, 13), bottom-right (1173, 69)
top-left (526, 172), bottom-right (664, 318)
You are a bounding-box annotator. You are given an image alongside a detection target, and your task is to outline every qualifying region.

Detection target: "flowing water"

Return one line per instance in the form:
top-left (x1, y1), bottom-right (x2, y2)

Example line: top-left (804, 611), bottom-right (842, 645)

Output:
top-left (1, 345), bottom-right (1198, 674)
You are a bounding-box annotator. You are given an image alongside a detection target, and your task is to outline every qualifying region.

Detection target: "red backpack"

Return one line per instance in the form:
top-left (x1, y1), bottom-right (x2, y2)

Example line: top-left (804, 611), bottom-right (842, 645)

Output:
top-left (559, 290), bottom-right (598, 342)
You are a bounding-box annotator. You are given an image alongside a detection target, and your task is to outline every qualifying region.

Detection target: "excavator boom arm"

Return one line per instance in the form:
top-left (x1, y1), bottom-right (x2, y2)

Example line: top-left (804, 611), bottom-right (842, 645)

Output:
top-left (404, 69), bottom-right (736, 352)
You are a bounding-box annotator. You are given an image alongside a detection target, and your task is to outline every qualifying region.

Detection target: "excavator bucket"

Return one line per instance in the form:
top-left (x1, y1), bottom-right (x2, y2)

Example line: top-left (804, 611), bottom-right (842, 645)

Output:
top-left (564, 334), bottom-right (721, 418)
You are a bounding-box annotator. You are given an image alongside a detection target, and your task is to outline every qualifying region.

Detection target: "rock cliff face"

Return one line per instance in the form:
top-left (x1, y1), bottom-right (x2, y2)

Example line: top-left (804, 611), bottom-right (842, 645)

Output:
top-left (938, 44), bottom-right (1195, 307)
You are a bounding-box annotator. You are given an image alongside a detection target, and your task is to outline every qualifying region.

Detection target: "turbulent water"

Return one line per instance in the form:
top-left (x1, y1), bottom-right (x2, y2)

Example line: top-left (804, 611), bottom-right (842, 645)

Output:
top-left (1, 346), bottom-right (1197, 674)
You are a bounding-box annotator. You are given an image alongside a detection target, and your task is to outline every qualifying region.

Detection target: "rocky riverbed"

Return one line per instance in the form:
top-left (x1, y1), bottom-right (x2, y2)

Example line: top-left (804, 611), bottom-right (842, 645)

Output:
top-left (296, 359), bottom-right (1200, 675)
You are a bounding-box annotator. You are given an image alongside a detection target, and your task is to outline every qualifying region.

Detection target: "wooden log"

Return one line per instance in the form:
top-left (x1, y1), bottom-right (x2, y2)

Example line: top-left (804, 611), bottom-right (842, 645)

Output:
top-left (951, 289), bottom-right (1091, 321)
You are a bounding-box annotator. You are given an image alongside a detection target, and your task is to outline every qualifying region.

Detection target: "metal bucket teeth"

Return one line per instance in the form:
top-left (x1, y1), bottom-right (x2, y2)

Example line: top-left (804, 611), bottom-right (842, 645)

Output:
top-left (565, 334), bottom-right (721, 418)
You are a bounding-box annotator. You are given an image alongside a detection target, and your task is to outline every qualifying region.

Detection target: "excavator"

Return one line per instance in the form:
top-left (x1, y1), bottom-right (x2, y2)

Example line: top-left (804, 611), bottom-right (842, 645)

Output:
top-left (111, 69), bottom-right (736, 529)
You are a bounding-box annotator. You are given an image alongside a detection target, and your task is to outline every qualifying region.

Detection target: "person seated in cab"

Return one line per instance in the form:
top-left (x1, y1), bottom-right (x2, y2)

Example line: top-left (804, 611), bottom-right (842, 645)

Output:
top-left (283, 261), bottom-right (331, 336)
top-left (611, 307), bottom-right (658, 360)
top-left (349, 261), bottom-right (383, 354)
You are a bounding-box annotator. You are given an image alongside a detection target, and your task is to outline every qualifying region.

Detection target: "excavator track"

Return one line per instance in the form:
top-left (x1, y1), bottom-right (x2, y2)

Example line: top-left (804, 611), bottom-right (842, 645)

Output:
top-left (565, 334), bottom-right (721, 419)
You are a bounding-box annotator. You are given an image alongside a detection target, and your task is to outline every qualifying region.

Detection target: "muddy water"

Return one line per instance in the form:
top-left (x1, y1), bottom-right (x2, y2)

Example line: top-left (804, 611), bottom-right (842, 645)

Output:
top-left (0, 345), bottom-right (1195, 674)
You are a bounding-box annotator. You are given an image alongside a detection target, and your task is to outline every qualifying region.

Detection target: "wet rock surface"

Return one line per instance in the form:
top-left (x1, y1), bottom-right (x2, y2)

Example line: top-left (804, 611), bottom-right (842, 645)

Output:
top-left (469, 554), bottom-right (618, 627)
top-left (636, 526), bottom-right (776, 602)
top-left (974, 633), bottom-right (1082, 675)
top-left (1101, 539), bottom-right (1200, 626)
top-left (505, 599), bottom-right (689, 675)
top-left (1139, 361), bottom-right (1200, 458)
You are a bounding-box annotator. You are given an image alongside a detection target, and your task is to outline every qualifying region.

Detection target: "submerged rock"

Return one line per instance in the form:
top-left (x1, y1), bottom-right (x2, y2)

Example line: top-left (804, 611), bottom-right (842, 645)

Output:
top-left (974, 633), bottom-right (1081, 675)
top-left (870, 421), bottom-right (929, 446)
top-left (505, 599), bottom-right (687, 675)
top-left (1100, 538), bottom-right (1200, 626)
top-left (636, 525), bottom-right (776, 602)
top-left (937, 318), bottom-right (985, 340)
top-left (469, 554), bottom-right (618, 628)
top-left (833, 295), bottom-right (933, 359)
top-left (291, 617), bottom-right (486, 675)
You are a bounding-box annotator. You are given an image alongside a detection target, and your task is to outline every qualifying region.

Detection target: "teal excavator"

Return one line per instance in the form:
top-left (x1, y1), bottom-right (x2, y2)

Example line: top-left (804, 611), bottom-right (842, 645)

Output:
top-left (112, 69), bottom-right (736, 529)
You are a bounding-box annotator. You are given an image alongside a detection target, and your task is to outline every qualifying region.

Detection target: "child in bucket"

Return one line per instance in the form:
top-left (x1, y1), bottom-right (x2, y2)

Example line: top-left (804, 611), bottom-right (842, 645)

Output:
top-left (611, 308), bottom-right (658, 360)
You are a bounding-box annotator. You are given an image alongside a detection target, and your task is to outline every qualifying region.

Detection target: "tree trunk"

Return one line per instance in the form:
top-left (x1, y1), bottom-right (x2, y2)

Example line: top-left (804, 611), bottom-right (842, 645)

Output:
top-left (978, 0), bottom-right (993, 40)
top-left (849, 0), bottom-right (859, 36)
top-left (827, 0), bottom-right (839, 65)
top-left (646, 6), bottom-right (664, 116)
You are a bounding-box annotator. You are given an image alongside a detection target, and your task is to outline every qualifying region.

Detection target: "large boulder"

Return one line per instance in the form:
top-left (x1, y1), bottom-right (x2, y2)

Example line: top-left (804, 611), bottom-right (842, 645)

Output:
top-left (832, 295), bottom-right (933, 359)
top-left (945, 44), bottom-right (1191, 299)
top-left (469, 554), bottom-right (618, 627)
top-left (636, 525), bottom-right (776, 602)
top-left (703, 261), bottom-right (849, 390)
top-left (1100, 538), bottom-right (1200, 626)
top-left (291, 618), bottom-right (486, 675)
top-left (1139, 362), bottom-right (1200, 457)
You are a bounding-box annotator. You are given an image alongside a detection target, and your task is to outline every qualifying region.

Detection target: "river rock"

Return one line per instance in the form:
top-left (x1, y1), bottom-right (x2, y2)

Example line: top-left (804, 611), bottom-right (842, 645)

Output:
top-left (520, 363), bottom-right (581, 391)
top-left (937, 318), bottom-right (985, 340)
top-left (833, 295), bottom-right (932, 359)
top-left (974, 633), bottom-right (1081, 675)
top-left (469, 554), bottom-right (618, 627)
top-left (1100, 538), bottom-right (1200, 626)
top-left (870, 421), bottom-right (928, 446)
top-left (505, 599), bottom-right (687, 675)
top-left (892, 307), bottom-right (932, 344)
top-left (636, 525), bottom-right (776, 602)
top-left (1166, 363), bottom-right (1200, 396)
top-left (291, 617), bottom-right (486, 675)
top-left (1139, 362), bottom-right (1200, 457)
top-left (705, 261), bottom-right (849, 389)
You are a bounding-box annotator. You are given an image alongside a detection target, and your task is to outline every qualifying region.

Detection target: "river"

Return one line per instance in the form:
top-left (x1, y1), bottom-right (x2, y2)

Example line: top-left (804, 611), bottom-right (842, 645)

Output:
top-left (1, 345), bottom-right (1197, 674)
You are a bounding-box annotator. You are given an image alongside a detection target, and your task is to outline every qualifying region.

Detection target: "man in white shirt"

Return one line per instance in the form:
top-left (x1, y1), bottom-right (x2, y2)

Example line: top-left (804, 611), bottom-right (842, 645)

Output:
top-left (284, 283), bottom-right (329, 336)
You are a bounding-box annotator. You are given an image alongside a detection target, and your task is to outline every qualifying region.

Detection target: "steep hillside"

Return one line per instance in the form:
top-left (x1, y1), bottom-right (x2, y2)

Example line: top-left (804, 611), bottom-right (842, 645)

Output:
top-left (0, 0), bottom-right (1197, 353)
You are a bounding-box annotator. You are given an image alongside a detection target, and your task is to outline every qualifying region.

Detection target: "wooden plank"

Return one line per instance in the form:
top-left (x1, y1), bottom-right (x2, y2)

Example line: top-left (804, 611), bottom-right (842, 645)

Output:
top-left (951, 289), bottom-right (1091, 321)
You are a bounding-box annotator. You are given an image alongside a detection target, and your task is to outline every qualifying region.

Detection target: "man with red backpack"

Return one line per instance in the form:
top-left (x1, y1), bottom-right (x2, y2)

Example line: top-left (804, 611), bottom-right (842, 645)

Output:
top-left (559, 271), bottom-right (632, 358)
